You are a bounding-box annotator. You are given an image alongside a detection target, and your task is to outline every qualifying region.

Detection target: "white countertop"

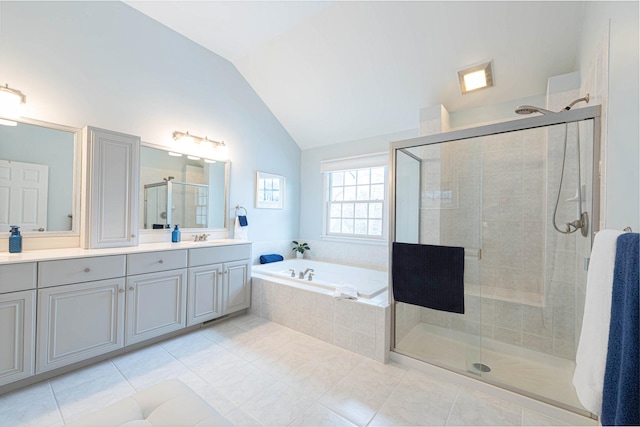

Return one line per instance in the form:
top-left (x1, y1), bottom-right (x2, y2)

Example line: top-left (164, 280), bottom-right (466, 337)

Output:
top-left (0, 239), bottom-right (251, 264)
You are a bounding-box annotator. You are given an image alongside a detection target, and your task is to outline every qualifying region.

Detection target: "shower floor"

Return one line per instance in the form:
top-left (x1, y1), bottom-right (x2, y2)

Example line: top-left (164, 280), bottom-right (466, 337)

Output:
top-left (396, 322), bottom-right (585, 412)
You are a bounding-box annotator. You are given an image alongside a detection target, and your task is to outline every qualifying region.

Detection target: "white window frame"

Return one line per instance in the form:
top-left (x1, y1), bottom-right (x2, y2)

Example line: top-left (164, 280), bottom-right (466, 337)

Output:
top-left (321, 153), bottom-right (389, 244)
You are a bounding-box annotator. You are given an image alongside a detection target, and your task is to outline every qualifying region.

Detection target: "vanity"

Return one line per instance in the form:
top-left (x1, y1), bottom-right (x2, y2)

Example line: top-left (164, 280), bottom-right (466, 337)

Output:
top-left (0, 122), bottom-right (246, 392)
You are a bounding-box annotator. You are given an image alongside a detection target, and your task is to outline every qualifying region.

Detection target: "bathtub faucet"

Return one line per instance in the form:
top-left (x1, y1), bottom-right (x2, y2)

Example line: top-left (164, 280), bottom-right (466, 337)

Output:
top-left (299, 268), bottom-right (314, 279)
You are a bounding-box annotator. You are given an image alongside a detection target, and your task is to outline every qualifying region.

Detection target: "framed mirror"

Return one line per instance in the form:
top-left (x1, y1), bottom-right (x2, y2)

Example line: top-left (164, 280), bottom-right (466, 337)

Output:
top-left (0, 116), bottom-right (80, 235)
top-left (139, 143), bottom-right (229, 232)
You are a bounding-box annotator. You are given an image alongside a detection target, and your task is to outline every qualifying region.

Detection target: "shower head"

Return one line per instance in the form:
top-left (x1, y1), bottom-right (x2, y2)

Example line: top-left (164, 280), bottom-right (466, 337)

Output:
top-left (563, 94), bottom-right (590, 110)
top-left (515, 105), bottom-right (554, 115)
top-left (515, 94), bottom-right (590, 116)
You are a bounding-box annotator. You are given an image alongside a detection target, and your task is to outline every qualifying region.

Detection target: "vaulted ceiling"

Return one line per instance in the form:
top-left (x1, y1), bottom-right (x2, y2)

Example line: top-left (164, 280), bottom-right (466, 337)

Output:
top-left (125, 1), bottom-right (586, 149)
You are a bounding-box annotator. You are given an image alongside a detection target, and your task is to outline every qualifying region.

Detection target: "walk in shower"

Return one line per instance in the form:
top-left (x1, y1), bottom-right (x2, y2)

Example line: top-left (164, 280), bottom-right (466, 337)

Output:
top-left (390, 104), bottom-right (601, 415)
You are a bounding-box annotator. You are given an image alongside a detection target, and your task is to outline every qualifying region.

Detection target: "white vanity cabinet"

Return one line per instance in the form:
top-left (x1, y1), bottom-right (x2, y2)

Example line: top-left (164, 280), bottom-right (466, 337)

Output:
top-left (0, 263), bottom-right (37, 387)
top-left (83, 126), bottom-right (140, 249)
top-left (125, 250), bottom-right (188, 345)
top-left (187, 263), bottom-right (223, 326)
top-left (36, 256), bottom-right (127, 373)
top-left (188, 244), bottom-right (251, 322)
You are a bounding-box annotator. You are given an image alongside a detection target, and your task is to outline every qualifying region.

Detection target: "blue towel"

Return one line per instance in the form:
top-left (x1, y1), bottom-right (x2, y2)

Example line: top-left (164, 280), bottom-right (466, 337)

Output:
top-left (259, 254), bottom-right (284, 264)
top-left (602, 233), bottom-right (639, 426)
top-left (238, 215), bottom-right (248, 227)
top-left (392, 242), bottom-right (465, 314)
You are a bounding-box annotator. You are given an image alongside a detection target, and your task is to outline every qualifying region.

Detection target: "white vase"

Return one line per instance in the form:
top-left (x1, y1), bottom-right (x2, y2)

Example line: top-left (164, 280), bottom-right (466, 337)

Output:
top-left (296, 251), bottom-right (303, 259)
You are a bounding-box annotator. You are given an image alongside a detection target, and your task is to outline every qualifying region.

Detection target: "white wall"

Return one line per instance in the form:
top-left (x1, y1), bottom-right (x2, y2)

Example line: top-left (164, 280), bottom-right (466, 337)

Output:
top-left (2, 1), bottom-right (300, 243)
top-left (579, 1), bottom-right (640, 231)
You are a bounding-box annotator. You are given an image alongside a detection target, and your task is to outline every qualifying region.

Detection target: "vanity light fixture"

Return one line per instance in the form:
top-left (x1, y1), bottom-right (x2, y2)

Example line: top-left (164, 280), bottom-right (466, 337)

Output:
top-left (0, 83), bottom-right (27, 126)
top-left (187, 155), bottom-right (201, 160)
top-left (457, 61), bottom-right (494, 94)
top-left (173, 131), bottom-right (226, 150)
top-left (168, 151), bottom-right (183, 157)
top-left (204, 159), bottom-right (217, 164)
top-left (172, 130), bottom-right (228, 160)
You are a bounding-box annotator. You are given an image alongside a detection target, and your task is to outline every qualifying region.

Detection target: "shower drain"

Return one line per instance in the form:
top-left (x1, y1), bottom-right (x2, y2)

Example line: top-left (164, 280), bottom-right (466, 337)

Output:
top-left (472, 363), bottom-right (491, 373)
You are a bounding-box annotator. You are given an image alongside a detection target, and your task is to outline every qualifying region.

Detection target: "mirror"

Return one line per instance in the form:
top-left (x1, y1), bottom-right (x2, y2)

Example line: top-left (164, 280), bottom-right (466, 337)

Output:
top-left (140, 144), bottom-right (229, 231)
top-left (0, 117), bottom-right (79, 234)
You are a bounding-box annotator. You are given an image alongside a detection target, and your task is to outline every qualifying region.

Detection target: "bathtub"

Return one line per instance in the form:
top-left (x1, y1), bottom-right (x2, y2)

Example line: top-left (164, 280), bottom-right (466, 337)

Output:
top-left (252, 259), bottom-right (388, 299)
top-left (250, 258), bottom-right (390, 362)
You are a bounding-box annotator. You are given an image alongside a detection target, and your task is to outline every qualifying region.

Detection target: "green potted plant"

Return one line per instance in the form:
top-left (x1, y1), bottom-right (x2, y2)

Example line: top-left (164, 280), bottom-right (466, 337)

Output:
top-left (292, 240), bottom-right (311, 259)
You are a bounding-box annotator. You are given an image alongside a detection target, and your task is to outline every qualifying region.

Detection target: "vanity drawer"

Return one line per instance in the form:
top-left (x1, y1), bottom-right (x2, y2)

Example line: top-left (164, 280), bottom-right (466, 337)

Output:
top-left (189, 245), bottom-right (251, 267)
top-left (38, 255), bottom-right (126, 288)
top-left (0, 262), bottom-right (37, 293)
top-left (127, 250), bottom-right (187, 276)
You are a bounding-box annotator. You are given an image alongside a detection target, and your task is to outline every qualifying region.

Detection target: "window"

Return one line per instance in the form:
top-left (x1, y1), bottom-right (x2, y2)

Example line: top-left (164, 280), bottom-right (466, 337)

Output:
top-left (326, 166), bottom-right (386, 239)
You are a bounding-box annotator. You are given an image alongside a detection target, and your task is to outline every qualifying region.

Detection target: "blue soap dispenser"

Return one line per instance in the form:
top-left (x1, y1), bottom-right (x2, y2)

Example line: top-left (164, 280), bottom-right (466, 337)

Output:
top-left (9, 225), bottom-right (22, 253)
top-left (171, 225), bottom-right (181, 243)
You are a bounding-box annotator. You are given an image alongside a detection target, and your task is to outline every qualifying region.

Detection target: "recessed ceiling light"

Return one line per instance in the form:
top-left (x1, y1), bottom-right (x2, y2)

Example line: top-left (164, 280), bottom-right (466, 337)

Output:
top-left (187, 155), bottom-right (200, 160)
top-left (168, 151), bottom-right (182, 157)
top-left (458, 61), bottom-right (494, 94)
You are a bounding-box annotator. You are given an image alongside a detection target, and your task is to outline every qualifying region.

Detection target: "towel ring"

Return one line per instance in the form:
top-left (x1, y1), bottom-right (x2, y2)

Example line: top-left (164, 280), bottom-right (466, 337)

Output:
top-left (235, 205), bottom-right (247, 216)
top-left (623, 227), bottom-right (633, 232)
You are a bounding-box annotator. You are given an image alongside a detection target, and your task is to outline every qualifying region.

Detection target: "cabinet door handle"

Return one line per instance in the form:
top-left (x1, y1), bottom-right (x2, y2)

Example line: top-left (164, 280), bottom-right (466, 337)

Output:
top-left (118, 288), bottom-right (125, 293)
top-left (131, 234), bottom-right (136, 238)
top-left (158, 259), bottom-right (164, 264)
top-left (84, 267), bottom-right (91, 273)
top-left (129, 286), bottom-right (135, 291)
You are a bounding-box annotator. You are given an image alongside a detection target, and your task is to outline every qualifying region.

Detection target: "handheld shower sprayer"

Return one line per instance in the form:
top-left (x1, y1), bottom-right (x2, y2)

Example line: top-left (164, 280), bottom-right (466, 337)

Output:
top-left (514, 94), bottom-right (591, 237)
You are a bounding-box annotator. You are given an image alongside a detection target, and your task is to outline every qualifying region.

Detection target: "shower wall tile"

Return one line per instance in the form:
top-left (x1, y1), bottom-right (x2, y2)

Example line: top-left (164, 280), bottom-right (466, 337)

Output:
top-left (522, 333), bottom-right (554, 354)
top-left (395, 303), bottom-right (421, 342)
top-left (547, 249), bottom-right (577, 283)
top-left (482, 196), bottom-right (524, 222)
top-left (553, 337), bottom-right (576, 359)
top-left (553, 308), bottom-right (576, 341)
top-left (494, 301), bottom-right (523, 331)
top-left (522, 306), bottom-right (553, 338)
top-left (523, 244), bottom-right (544, 273)
top-left (481, 267), bottom-right (523, 291)
top-left (494, 327), bottom-right (522, 346)
top-left (482, 172), bottom-right (524, 199)
top-left (481, 299), bottom-right (494, 326)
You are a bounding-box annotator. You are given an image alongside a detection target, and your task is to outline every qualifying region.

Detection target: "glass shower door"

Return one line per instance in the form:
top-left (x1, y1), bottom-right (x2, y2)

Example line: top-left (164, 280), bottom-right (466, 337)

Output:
top-left (393, 138), bottom-right (483, 376)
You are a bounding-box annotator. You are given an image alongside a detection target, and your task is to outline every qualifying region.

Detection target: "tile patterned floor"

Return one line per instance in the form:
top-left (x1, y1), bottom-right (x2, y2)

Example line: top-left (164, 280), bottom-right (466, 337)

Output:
top-left (0, 314), bottom-right (596, 426)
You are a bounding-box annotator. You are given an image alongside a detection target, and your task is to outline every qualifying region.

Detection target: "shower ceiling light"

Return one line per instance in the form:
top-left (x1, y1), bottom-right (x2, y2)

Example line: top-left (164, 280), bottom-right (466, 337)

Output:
top-left (458, 61), bottom-right (494, 94)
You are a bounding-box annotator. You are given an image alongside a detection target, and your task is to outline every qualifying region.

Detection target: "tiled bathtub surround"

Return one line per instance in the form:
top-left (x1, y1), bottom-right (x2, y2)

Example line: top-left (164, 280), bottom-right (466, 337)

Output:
top-left (250, 275), bottom-right (389, 363)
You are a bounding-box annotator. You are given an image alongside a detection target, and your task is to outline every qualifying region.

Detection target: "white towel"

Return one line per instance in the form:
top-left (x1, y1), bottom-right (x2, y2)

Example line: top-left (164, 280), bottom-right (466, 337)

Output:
top-left (572, 229), bottom-right (624, 415)
top-left (333, 284), bottom-right (358, 300)
top-left (234, 216), bottom-right (249, 240)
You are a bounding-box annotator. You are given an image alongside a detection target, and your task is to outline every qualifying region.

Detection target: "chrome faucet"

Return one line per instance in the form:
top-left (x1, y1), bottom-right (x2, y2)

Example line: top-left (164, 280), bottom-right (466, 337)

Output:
top-left (298, 268), bottom-right (314, 279)
top-left (193, 233), bottom-right (210, 242)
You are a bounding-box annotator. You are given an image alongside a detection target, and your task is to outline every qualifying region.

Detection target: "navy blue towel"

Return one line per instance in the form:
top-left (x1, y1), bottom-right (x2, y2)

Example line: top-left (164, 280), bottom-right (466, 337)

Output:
top-left (238, 215), bottom-right (248, 227)
top-left (392, 242), bottom-right (465, 314)
top-left (602, 233), bottom-right (639, 426)
top-left (259, 254), bottom-right (284, 264)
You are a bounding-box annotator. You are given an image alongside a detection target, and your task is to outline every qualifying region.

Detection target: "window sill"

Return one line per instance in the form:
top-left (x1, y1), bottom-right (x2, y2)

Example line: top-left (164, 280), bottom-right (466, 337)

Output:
top-left (321, 235), bottom-right (388, 246)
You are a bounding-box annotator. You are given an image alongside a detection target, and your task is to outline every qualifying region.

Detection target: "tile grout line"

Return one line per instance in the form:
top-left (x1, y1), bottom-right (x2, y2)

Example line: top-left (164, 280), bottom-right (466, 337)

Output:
top-left (47, 380), bottom-right (66, 426)
top-left (443, 384), bottom-right (462, 426)
top-left (364, 367), bottom-right (409, 426)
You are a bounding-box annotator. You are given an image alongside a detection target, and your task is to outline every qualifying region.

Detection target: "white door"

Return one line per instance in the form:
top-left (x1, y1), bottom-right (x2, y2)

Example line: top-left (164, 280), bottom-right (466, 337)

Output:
top-left (0, 159), bottom-right (48, 231)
